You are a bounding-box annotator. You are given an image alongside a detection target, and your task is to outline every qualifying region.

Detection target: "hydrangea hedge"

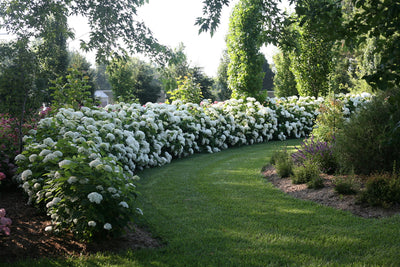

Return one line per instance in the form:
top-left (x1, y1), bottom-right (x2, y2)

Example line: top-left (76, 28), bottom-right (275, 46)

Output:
top-left (14, 93), bottom-right (372, 241)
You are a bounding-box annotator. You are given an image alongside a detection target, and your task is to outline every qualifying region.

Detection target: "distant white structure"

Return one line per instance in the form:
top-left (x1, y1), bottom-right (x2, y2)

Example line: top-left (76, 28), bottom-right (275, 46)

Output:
top-left (95, 90), bottom-right (113, 107)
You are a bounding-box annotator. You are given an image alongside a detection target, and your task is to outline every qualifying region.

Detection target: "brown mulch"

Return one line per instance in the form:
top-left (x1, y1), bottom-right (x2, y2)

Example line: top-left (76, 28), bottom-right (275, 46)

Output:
top-left (0, 188), bottom-right (161, 264)
top-left (262, 165), bottom-right (400, 218)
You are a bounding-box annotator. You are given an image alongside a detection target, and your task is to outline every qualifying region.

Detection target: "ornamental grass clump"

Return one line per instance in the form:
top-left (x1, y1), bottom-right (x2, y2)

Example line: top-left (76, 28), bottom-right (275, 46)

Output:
top-left (271, 150), bottom-right (293, 178)
top-left (334, 174), bottom-right (358, 195)
top-left (292, 160), bottom-right (320, 185)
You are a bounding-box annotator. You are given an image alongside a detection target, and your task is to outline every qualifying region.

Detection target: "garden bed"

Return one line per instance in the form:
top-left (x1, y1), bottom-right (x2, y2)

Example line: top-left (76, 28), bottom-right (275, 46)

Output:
top-left (0, 188), bottom-right (161, 263)
top-left (262, 165), bottom-right (400, 218)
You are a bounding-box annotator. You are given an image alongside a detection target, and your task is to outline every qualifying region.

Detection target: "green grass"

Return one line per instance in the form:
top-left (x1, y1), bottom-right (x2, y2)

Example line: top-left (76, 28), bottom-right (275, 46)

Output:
top-left (7, 139), bottom-right (400, 266)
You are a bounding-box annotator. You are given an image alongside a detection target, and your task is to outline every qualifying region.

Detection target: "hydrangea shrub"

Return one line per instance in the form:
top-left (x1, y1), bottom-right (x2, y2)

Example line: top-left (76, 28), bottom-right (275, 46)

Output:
top-left (14, 94), bottom-right (371, 241)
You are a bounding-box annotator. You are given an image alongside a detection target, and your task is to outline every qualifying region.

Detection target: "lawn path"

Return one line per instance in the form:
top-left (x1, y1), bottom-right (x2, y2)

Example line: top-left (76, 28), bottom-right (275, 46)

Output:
top-left (91, 140), bottom-right (400, 266)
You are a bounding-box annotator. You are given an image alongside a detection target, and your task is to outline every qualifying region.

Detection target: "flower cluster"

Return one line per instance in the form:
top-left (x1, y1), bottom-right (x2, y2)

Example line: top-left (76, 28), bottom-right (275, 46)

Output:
top-left (292, 135), bottom-right (338, 174)
top-left (14, 93), bottom-right (371, 241)
top-left (0, 208), bottom-right (12, 236)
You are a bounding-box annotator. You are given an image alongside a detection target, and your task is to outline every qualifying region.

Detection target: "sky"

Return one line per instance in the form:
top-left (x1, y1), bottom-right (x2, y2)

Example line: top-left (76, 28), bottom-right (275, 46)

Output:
top-left (68, 0), bottom-right (286, 77)
top-left (0, 1), bottom-right (290, 77)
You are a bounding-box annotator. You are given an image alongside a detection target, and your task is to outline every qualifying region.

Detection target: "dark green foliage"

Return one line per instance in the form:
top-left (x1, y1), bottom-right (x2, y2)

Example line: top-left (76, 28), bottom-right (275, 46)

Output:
top-left (214, 50), bottom-right (232, 100)
top-left (292, 160), bottom-right (320, 184)
top-left (307, 175), bottom-right (324, 189)
top-left (271, 150), bottom-right (293, 178)
top-left (334, 89), bottom-right (400, 174)
top-left (190, 66), bottom-right (214, 101)
top-left (68, 51), bottom-right (97, 98)
top-left (50, 68), bottom-right (95, 111)
top-left (345, 0), bottom-right (400, 90)
top-left (107, 57), bottom-right (162, 105)
top-left (273, 52), bottom-right (298, 97)
top-left (227, 0), bottom-right (265, 101)
top-left (360, 172), bottom-right (400, 208)
top-left (0, 39), bottom-right (42, 117)
top-left (334, 176), bottom-right (358, 195)
top-left (261, 57), bottom-right (275, 92)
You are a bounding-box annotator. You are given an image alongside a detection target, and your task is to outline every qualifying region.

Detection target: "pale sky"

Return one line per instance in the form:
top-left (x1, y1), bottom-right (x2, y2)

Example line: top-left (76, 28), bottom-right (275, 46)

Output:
top-left (68, 0), bottom-right (286, 77)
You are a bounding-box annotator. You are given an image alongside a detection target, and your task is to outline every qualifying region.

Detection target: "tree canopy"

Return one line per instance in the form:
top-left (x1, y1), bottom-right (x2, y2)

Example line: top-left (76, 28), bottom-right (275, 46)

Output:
top-left (0, 0), bottom-right (170, 63)
top-left (198, 0), bottom-right (400, 91)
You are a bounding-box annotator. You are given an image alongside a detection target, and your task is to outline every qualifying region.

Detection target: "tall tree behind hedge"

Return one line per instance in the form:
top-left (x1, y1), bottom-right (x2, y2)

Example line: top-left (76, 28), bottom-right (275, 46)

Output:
top-left (261, 56), bottom-right (275, 92)
top-left (226, 0), bottom-right (265, 101)
top-left (107, 57), bottom-right (162, 104)
top-left (214, 50), bottom-right (231, 100)
top-left (273, 51), bottom-right (298, 97)
top-left (34, 9), bottom-right (72, 103)
top-left (290, 22), bottom-right (333, 97)
top-left (68, 51), bottom-right (96, 98)
top-left (0, 39), bottom-right (41, 152)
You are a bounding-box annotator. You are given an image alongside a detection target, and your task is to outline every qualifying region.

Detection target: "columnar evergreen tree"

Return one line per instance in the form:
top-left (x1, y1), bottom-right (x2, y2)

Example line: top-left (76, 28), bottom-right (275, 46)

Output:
top-left (290, 22), bottom-right (333, 97)
top-left (226, 0), bottom-right (266, 101)
top-left (273, 51), bottom-right (298, 97)
top-left (261, 56), bottom-right (275, 92)
top-left (214, 50), bottom-right (231, 100)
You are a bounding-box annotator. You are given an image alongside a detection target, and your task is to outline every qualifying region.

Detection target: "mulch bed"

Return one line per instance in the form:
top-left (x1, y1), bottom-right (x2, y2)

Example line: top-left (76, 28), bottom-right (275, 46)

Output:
top-left (0, 188), bottom-right (161, 264)
top-left (262, 165), bottom-right (400, 218)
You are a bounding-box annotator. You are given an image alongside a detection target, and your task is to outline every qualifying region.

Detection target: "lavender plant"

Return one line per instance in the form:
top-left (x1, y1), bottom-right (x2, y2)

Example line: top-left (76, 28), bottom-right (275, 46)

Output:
top-left (292, 135), bottom-right (338, 174)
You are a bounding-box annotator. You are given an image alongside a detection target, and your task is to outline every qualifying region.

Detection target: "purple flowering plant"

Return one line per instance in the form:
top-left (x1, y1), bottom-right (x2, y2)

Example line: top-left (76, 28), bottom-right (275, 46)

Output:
top-left (292, 135), bottom-right (338, 174)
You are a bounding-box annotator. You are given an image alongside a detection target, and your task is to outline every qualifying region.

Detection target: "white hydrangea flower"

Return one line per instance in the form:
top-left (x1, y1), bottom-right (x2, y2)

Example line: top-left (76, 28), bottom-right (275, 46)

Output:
top-left (103, 165), bottom-right (113, 172)
top-left (59, 159), bottom-right (72, 168)
top-left (119, 201), bottom-right (129, 208)
top-left (103, 223), bottom-right (112, 230)
top-left (88, 221), bottom-right (97, 227)
top-left (33, 183), bottom-right (41, 190)
top-left (89, 158), bottom-right (102, 168)
top-left (53, 151), bottom-right (63, 157)
top-left (44, 226), bottom-right (53, 232)
top-left (39, 149), bottom-right (52, 157)
top-left (107, 187), bottom-right (117, 194)
top-left (87, 192), bottom-right (103, 204)
top-left (43, 138), bottom-right (56, 147)
top-left (21, 170), bottom-right (32, 181)
top-left (43, 153), bottom-right (58, 163)
top-left (67, 176), bottom-right (78, 184)
top-left (136, 208), bottom-right (143, 216)
top-left (22, 181), bottom-right (30, 190)
top-left (29, 154), bottom-right (38, 163)
top-left (46, 197), bottom-right (62, 208)
top-left (15, 154), bottom-right (26, 162)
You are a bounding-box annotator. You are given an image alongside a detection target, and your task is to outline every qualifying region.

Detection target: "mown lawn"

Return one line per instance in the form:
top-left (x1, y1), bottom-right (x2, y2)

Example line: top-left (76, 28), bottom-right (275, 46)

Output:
top-left (8, 139), bottom-right (400, 266)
